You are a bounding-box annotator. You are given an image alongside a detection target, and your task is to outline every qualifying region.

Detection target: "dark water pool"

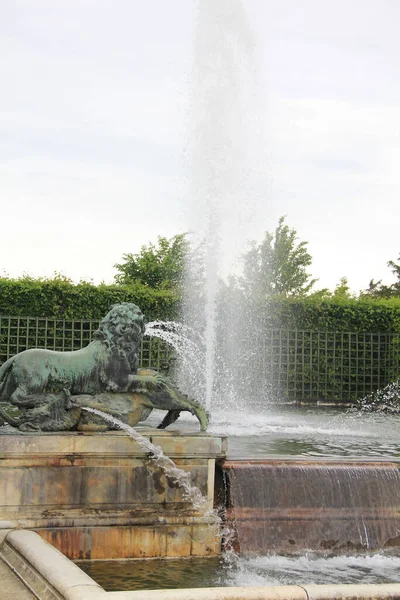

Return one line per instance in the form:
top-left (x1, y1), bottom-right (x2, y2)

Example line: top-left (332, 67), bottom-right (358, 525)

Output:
top-left (79, 552), bottom-right (400, 591)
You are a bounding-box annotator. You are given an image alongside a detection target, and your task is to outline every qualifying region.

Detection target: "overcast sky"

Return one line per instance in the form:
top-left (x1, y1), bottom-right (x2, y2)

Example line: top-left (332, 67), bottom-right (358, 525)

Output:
top-left (1, 0), bottom-right (399, 293)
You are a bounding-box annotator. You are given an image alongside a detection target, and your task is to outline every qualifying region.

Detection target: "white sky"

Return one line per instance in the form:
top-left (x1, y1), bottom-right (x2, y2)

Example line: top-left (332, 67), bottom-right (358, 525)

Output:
top-left (1, 0), bottom-right (399, 293)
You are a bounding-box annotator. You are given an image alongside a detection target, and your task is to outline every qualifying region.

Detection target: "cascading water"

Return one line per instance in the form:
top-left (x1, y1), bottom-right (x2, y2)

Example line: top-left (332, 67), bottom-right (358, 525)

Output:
top-left (223, 460), bottom-right (400, 555)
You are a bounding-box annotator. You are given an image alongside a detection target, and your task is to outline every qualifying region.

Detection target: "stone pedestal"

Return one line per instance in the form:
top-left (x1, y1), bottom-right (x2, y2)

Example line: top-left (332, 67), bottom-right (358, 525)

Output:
top-left (0, 430), bottom-right (226, 559)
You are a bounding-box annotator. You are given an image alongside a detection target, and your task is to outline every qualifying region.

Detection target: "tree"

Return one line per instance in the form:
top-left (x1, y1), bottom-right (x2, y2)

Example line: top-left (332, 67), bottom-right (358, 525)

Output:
top-left (332, 276), bottom-right (353, 299)
top-left (241, 216), bottom-right (317, 297)
top-left (363, 279), bottom-right (393, 299)
top-left (114, 234), bottom-right (189, 290)
top-left (388, 256), bottom-right (400, 295)
top-left (362, 255), bottom-right (400, 298)
top-left (308, 277), bottom-right (353, 301)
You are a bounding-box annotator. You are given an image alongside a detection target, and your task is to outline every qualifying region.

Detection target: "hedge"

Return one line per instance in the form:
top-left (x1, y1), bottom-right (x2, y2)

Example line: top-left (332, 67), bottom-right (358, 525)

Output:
top-left (0, 277), bottom-right (180, 321)
top-left (1, 276), bottom-right (400, 333)
top-left (264, 296), bottom-right (400, 332)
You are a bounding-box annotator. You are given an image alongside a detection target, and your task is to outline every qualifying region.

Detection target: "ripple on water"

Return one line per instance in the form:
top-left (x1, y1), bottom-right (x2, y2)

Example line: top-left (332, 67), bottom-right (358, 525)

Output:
top-left (145, 406), bottom-right (400, 458)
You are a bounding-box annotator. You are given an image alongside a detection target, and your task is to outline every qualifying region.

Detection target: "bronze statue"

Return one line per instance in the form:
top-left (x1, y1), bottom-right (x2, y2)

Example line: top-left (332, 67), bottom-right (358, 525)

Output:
top-left (0, 303), bottom-right (208, 432)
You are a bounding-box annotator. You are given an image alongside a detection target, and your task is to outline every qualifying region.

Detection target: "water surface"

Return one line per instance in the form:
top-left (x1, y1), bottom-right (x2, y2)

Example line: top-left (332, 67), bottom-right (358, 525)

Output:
top-left (80, 552), bottom-right (400, 591)
top-left (143, 406), bottom-right (400, 458)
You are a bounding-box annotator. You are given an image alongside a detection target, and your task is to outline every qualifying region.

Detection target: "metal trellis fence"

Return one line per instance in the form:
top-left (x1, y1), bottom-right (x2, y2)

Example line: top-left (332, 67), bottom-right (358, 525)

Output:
top-left (0, 316), bottom-right (399, 403)
top-left (0, 315), bottom-right (174, 373)
top-left (264, 329), bottom-right (400, 403)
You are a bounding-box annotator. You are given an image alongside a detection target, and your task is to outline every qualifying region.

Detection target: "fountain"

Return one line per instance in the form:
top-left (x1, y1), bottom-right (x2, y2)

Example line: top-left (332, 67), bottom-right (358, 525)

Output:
top-left (0, 303), bottom-right (208, 433)
top-left (168, 0), bottom-right (400, 590)
top-left (2, 301), bottom-right (400, 595)
top-left (81, 406), bottom-right (209, 511)
top-left (1, 0), bottom-right (400, 597)
top-left (180, 0), bottom-right (267, 414)
top-left (0, 302), bottom-right (224, 573)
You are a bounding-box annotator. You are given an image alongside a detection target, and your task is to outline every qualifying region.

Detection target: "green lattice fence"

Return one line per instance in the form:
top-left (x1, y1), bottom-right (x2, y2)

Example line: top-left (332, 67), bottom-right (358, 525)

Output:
top-left (0, 315), bottom-right (174, 372)
top-left (264, 329), bottom-right (400, 403)
top-left (0, 316), bottom-right (399, 403)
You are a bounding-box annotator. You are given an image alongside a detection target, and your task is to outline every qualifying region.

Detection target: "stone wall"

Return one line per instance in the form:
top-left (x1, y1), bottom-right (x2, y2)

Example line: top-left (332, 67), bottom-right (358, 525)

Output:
top-left (0, 430), bottom-right (226, 559)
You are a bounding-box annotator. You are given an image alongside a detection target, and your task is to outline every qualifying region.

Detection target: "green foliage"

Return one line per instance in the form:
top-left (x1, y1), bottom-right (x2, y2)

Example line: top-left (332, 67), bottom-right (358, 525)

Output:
top-left (0, 276), bottom-right (179, 321)
top-left (388, 256), bottom-right (400, 285)
top-left (2, 227), bottom-right (400, 336)
top-left (332, 277), bottom-right (353, 299)
top-left (114, 234), bottom-right (189, 291)
top-left (308, 277), bottom-right (354, 301)
top-left (362, 254), bottom-right (400, 298)
top-left (259, 296), bottom-right (400, 403)
top-left (241, 216), bottom-right (317, 298)
top-left (264, 296), bottom-right (400, 332)
top-left (2, 273), bottom-right (400, 405)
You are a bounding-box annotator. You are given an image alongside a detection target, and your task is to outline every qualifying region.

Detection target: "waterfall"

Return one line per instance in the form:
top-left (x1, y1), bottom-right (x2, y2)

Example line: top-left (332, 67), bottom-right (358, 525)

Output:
top-left (222, 460), bottom-right (400, 555)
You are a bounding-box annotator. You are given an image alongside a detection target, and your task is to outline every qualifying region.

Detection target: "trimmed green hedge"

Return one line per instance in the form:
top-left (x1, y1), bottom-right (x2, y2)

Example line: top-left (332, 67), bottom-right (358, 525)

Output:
top-left (1, 276), bottom-right (400, 333)
top-left (1, 277), bottom-right (399, 402)
top-left (265, 297), bottom-right (400, 332)
top-left (0, 277), bottom-right (180, 321)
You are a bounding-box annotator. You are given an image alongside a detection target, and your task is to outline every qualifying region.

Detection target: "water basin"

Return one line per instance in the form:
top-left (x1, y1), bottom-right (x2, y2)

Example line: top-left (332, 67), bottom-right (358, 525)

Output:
top-left (98, 405), bottom-right (400, 591)
top-left (79, 552), bottom-right (400, 591)
top-left (142, 406), bottom-right (400, 459)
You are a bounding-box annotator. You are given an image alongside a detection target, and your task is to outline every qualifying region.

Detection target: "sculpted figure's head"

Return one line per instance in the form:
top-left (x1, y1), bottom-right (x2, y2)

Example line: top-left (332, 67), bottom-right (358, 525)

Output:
top-left (93, 303), bottom-right (146, 372)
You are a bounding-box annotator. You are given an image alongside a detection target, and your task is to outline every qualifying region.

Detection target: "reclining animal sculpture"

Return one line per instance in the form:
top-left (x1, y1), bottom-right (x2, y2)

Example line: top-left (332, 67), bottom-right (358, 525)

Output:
top-left (0, 303), bottom-right (208, 432)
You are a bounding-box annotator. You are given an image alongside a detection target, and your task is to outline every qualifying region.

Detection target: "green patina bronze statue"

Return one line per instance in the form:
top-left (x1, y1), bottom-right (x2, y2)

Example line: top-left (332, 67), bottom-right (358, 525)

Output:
top-left (0, 303), bottom-right (208, 432)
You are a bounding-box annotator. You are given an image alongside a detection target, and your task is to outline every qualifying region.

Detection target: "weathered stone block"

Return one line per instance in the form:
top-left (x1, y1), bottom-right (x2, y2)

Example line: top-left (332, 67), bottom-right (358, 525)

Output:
top-left (0, 431), bottom-right (226, 559)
